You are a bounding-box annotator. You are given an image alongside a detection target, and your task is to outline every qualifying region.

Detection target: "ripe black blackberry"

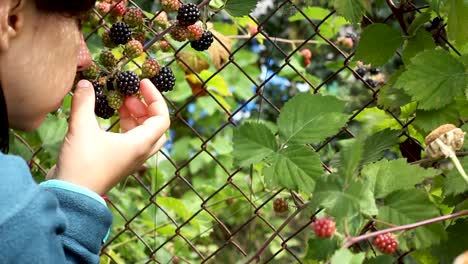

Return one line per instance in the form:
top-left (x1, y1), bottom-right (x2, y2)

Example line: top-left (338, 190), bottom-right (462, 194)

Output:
top-left (116, 71), bottom-right (140, 95)
top-left (151, 66), bottom-right (175, 92)
top-left (369, 67), bottom-right (381, 75)
top-left (92, 80), bottom-right (115, 119)
top-left (109, 22), bottom-right (132, 45)
top-left (365, 78), bottom-right (378, 88)
top-left (356, 67), bottom-right (367, 77)
top-left (190, 31), bottom-right (214, 51)
top-left (177, 3), bottom-right (200, 26)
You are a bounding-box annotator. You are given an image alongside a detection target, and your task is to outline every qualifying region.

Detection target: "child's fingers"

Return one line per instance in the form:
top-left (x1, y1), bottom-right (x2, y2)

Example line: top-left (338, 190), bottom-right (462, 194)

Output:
top-left (139, 79), bottom-right (169, 118)
top-left (124, 96), bottom-right (148, 119)
top-left (118, 104), bottom-right (138, 132)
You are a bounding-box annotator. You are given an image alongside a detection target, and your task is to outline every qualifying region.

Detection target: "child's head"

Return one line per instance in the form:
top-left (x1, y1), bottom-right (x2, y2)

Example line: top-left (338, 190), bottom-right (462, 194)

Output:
top-left (0, 0), bottom-right (96, 131)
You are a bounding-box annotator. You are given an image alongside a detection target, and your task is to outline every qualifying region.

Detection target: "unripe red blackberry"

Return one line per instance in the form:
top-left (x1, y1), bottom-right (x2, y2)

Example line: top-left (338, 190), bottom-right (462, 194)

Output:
top-left (177, 3), bottom-right (200, 26)
top-left (273, 198), bottom-right (288, 213)
top-left (124, 39), bottom-right (144, 58)
top-left (170, 24), bottom-right (189, 42)
top-left (172, 256), bottom-right (180, 264)
top-left (150, 66), bottom-right (175, 92)
top-left (312, 217), bottom-right (336, 238)
top-left (99, 50), bottom-right (117, 69)
top-left (109, 21), bottom-right (133, 45)
top-left (159, 40), bottom-right (171, 51)
top-left (110, 1), bottom-right (127, 17)
top-left (141, 58), bottom-right (161, 79)
top-left (374, 233), bottom-right (398, 254)
top-left (132, 30), bottom-right (146, 45)
top-left (124, 7), bottom-right (144, 28)
top-left (187, 23), bottom-right (203, 41)
top-left (96, 2), bottom-right (111, 15)
top-left (102, 29), bottom-right (117, 48)
top-left (190, 30), bottom-right (213, 51)
top-left (116, 71), bottom-right (140, 95)
top-left (161, 0), bottom-right (180, 12)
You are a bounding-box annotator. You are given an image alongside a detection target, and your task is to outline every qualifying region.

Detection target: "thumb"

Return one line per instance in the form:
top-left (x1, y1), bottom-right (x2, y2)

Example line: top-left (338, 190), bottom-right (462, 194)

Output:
top-left (69, 80), bottom-right (97, 129)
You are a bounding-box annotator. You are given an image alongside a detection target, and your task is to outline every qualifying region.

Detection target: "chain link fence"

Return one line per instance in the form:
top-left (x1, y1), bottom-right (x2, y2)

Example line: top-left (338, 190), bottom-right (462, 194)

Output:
top-left (12, 0), bottom-right (461, 263)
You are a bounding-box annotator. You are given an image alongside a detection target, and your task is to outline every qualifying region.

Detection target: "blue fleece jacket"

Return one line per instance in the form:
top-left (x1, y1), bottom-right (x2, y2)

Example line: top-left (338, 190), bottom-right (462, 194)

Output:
top-left (0, 152), bottom-right (113, 264)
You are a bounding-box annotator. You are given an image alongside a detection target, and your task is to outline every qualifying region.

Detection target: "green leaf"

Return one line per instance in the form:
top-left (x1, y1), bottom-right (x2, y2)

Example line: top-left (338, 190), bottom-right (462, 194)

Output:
top-left (312, 177), bottom-right (378, 219)
top-left (402, 30), bottom-right (436, 65)
top-left (224, 0), bottom-right (257, 17)
top-left (448, 0), bottom-right (468, 48)
top-left (264, 145), bottom-right (323, 192)
top-left (362, 159), bottom-right (440, 198)
top-left (355, 23), bottom-right (403, 67)
top-left (443, 157), bottom-right (468, 196)
top-left (304, 237), bottom-right (338, 261)
top-left (233, 122), bottom-right (277, 167)
top-left (157, 197), bottom-right (192, 221)
top-left (199, 70), bottom-right (231, 96)
top-left (288, 6), bottom-right (332, 21)
top-left (395, 49), bottom-right (467, 110)
top-left (377, 68), bottom-right (412, 110)
top-left (413, 104), bottom-right (461, 134)
top-left (277, 93), bottom-right (349, 145)
top-left (330, 249), bottom-right (365, 264)
top-left (334, 0), bottom-right (369, 24)
top-left (432, 219), bottom-right (468, 264)
top-left (408, 12), bottom-right (432, 36)
top-left (339, 137), bottom-right (364, 183)
top-left (363, 255), bottom-right (394, 264)
top-left (361, 129), bottom-right (400, 165)
top-left (37, 115), bottom-right (68, 157)
top-left (378, 190), bottom-right (445, 248)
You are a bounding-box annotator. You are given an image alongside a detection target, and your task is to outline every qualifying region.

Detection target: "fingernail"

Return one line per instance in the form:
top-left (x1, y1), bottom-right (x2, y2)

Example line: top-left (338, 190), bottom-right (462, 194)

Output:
top-left (77, 80), bottom-right (91, 89)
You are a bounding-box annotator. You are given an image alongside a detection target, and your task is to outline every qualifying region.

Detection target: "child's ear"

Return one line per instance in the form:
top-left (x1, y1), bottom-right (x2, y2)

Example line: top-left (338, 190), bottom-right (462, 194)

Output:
top-left (0, 0), bottom-right (25, 51)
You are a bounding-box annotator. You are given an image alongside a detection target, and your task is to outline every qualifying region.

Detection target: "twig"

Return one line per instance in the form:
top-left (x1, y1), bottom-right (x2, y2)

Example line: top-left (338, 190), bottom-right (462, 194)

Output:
top-left (342, 210), bottom-right (468, 249)
top-left (386, 0), bottom-right (408, 35)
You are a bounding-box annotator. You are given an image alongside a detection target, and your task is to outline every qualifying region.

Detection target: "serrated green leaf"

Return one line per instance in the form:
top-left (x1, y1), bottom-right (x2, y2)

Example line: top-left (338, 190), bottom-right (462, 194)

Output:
top-left (395, 49), bottom-right (467, 110)
top-left (448, 0), bottom-right (468, 48)
top-left (313, 177), bottom-right (378, 219)
top-left (377, 68), bottom-right (412, 110)
top-left (233, 122), bottom-right (277, 167)
top-left (334, 0), bottom-right (369, 24)
top-left (413, 104), bottom-right (461, 134)
top-left (264, 145), bottom-right (323, 192)
top-left (224, 0), bottom-right (257, 17)
top-left (330, 249), bottom-right (365, 264)
top-left (362, 159), bottom-right (440, 198)
top-left (157, 197), bottom-right (192, 221)
top-left (402, 30), bottom-right (436, 65)
top-left (432, 219), bottom-right (468, 264)
top-left (355, 23), bottom-right (403, 66)
top-left (339, 137), bottom-right (364, 183)
top-left (378, 190), bottom-right (445, 248)
top-left (304, 237), bottom-right (338, 261)
top-left (199, 70), bottom-right (231, 96)
top-left (278, 93), bottom-right (349, 145)
top-left (37, 115), bottom-right (68, 157)
top-left (361, 129), bottom-right (400, 165)
top-left (443, 157), bottom-right (468, 196)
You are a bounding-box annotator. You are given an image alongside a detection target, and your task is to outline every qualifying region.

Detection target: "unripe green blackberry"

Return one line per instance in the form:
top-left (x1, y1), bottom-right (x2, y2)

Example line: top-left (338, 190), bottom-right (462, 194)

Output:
top-left (177, 3), bottom-right (200, 26)
top-left (109, 22), bottom-right (133, 45)
top-left (102, 29), bottom-right (117, 48)
top-left (83, 62), bottom-right (100, 80)
top-left (190, 30), bottom-right (214, 51)
top-left (124, 39), bottom-right (144, 58)
top-left (187, 23), bottom-right (203, 41)
top-left (124, 7), bottom-right (144, 28)
top-left (150, 66), bottom-right (175, 92)
top-left (141, 58), bottom-right (160, 78)
top-left (170, 24), bottom-right (189, 42)
top-left (99, 50), bottom-right (117, 69)
top-left (106, 90), bottom-right (124, 110)
top-left (154, 11), bottom-right (169, 28)
top-left (161, 0), bottom-right (180, 12)
top-left (116, 71), bottom-right (140, 95)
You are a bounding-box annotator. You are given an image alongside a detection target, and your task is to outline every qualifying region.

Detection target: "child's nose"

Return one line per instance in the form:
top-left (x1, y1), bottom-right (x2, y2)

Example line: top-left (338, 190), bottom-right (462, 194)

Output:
top-left (76, 34), bottom-right (92, 72)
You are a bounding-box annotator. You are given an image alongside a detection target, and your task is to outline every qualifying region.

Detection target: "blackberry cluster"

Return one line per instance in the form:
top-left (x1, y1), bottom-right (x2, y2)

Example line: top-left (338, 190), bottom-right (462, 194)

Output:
top-left (117, 71), bottom-right (140, 95)
top-left (92, 81), bottom-right (115, 119)
top-left (177, 3), bottom-right (200, 26)
top-left (151, 66), bottom-right (176, 92)
top-left (110, 22), bottom-right (132, 45)
top-left (190, 31), bottom-right (214, 51)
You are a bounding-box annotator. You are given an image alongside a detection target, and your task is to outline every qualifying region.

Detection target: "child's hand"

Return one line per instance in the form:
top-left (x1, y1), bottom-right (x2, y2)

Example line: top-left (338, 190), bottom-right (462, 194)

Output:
top-left (47, 79), bottom-right (170, 195)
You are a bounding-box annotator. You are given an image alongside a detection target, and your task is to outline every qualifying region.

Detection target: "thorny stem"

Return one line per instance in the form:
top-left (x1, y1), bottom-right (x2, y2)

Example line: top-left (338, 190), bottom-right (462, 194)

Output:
top-left (342, 210), bottom-right (468, 249)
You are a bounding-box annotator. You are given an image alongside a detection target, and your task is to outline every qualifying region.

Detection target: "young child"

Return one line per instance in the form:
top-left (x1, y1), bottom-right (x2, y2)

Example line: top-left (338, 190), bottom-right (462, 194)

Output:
top-left (0, 0), bottom-right (170, 263)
